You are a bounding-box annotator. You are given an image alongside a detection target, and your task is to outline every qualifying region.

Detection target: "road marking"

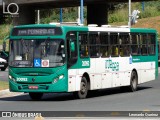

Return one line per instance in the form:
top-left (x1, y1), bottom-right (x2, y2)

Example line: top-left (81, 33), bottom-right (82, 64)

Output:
top-left (111, 112), bottom-right (120, 116)
top-left (143, 109), bottom-right (151, 112)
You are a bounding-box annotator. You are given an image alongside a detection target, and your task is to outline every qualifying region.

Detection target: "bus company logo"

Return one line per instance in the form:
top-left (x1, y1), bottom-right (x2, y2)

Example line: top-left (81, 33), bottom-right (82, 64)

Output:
top-left (3, 1), bottom-right (19, 17)
top-left (82, 61), bottom-right (90, 67)
top-left (105, 60), bottom-right (119, 71)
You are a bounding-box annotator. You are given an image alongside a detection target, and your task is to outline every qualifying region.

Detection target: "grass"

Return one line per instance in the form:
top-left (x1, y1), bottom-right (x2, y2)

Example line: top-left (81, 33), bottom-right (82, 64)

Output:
top-left (111, 16), bottom-right (160, 38)
top-left (0, 81), bottom-right (9, 90)
top-left (109, 2), bottom-right (160, 23)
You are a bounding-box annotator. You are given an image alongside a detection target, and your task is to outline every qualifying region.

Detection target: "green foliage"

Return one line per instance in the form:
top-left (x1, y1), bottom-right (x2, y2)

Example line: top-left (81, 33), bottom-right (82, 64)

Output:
top-left (140, 7), bottom-right (160, 19)
top-left (108, 1), bottom-right (160, 23)
top-left (40, 7), bottom-right (87, 24)
top-left (108, 9), bottom-right (128, 23)
top-left (0, 24), bottom-right (12, 41)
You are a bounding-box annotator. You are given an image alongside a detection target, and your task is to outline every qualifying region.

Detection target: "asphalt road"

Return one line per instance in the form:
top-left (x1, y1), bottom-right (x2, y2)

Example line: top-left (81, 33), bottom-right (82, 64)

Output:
top-left (0, 74), bottom-right (160, 112)
top-left (0, 69), bottom-right (8, 81)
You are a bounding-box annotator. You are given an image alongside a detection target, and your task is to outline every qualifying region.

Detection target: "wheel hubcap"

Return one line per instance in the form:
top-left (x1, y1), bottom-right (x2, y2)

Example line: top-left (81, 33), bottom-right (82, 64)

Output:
top-left (81, 81), bottom-right (87, 94)
top-left (132, 75), bottom-right (137, 90)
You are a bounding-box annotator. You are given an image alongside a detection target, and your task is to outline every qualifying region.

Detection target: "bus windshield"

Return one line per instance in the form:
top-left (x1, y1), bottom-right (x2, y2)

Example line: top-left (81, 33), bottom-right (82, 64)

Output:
top-left (9, 39), bottom-right (65, 67)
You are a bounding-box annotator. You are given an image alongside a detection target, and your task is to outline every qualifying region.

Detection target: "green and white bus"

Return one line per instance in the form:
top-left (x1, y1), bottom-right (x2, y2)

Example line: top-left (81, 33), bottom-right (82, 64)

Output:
top-left (8, 24), bottom-right (158, 100)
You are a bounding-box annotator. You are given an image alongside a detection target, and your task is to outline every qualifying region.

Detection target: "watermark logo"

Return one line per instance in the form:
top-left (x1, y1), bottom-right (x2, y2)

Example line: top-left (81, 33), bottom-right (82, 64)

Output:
top-left (2, 112), bottom-right (11, 117)
top-left (3, 1), bottom-right (19, 17)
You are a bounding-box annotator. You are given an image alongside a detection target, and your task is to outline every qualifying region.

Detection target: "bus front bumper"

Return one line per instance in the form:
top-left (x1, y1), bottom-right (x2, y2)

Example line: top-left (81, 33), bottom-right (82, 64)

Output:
top-left (9, 80), bottom-right (68, 93)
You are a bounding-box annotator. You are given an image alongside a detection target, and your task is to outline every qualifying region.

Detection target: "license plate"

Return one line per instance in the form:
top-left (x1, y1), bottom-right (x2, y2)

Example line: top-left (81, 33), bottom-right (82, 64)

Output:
top-left (29, 86), bottom-right (38, 89)
top-left (0, 65), bottom-right (4, 67)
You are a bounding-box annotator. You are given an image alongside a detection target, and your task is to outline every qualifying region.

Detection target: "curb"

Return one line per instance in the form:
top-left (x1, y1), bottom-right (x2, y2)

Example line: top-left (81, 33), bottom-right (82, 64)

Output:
top-left (0, 89), bottom-right (24, 98)
top-left (0, 89), bottom-right (10, 96)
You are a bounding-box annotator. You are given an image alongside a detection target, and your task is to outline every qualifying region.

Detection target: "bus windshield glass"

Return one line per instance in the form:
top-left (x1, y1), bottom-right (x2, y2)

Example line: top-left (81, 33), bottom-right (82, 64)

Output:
top-left (9, 39), bottom-right (65, 67)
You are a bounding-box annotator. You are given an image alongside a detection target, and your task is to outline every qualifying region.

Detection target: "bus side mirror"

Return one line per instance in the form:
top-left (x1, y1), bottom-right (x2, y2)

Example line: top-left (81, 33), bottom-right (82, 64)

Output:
top-left (70, 41), bottom-right (75, 52)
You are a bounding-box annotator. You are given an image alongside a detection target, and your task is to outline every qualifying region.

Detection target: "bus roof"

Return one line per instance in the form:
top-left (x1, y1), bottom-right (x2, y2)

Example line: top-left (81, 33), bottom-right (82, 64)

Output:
top-left (12, 24), bottom-right (157, 34)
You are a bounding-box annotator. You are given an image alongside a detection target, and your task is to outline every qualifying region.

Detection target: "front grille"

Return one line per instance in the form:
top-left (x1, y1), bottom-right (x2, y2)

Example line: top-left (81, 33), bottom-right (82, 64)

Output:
top-left (17, 82), bottom-right (52, 84)
top-left (18, 73), bottom-right (50, 76)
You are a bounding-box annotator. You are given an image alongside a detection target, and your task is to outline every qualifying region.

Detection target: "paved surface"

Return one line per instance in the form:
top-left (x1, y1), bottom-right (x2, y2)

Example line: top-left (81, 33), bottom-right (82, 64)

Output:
top-left (0, 78), bottom-right (160, 111)
top-left (0, 69), bottom-right (160, 119)
top-left (0, 70), bottom-right (8, 81)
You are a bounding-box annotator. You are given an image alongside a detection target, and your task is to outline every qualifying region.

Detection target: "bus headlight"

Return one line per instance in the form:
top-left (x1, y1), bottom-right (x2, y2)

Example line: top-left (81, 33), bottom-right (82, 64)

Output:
top-left (9, 75), bottom-right (12, 79)
top-left (53, 75), bottom-right (64, 83)
top-left (9, 75), bottom-right (16, 82)
top-left (59, 75), bottom-right (64, 80)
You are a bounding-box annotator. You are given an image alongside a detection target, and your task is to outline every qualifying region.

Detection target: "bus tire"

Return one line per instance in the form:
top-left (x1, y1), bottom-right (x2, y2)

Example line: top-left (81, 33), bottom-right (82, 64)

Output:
top-left (74, 77), bottom-right (88, 99)
top-left (129, 71), bottom-right (138, 92)
top-left (29, 92), bottom-right (43, 100)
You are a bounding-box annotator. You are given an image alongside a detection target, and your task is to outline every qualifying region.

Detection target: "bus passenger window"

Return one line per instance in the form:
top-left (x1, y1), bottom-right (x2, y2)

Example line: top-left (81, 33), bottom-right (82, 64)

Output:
top-left (148, 34), bottom-right (155, 55)
top-left (112, 45), bottom-right (119, 56)
top-left (110, 33), bottom-right (119, 56)
top-left (100, 33), bottom-right (109, 57)
top-left (119, 33), bottom-right (130, 57)
top-left (131, 34), bottom-right (140, 55)
top-left (89, 33), bottom-right (100, 58)
top-left (140, 34), bottom-right (148, 55)
top-left (79, 33), bottom-right (88, 57)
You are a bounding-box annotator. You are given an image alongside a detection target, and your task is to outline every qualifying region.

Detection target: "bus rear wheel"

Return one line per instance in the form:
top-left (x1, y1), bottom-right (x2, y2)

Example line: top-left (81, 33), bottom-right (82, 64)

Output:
top-left (74, 77), bottom-right (88, 99)
top-left (129, 71), bottom-right (138, 92)
top-left (29, 92), bottom-right (43, 100)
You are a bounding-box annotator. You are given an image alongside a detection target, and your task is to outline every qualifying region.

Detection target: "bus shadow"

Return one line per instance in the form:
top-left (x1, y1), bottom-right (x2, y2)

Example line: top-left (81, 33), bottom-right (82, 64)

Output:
top-left (87, 86), bottom-right (152, 98)
top-left (0, 86), bottom-right (152, 101)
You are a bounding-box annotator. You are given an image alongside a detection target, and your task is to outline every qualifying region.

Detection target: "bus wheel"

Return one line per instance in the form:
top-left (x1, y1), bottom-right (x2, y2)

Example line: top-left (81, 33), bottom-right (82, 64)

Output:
top-left (29, 92), bottom-right (43, 100)
top-left (129, 71), bottom-right (138, 92)
top-left (74, 77), bottom-right (88, 99)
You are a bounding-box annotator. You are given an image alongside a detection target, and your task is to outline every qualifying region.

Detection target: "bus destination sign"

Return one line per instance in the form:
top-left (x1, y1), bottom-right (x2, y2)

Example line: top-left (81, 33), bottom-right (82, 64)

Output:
top-left (12, 27), bottom-right (62, 36)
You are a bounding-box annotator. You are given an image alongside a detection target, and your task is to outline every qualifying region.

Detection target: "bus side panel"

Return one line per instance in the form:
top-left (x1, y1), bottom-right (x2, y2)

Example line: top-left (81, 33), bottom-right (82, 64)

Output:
top-left (68, 68), bottom-right (91, 92)
top-left (130, 62), bottom-right (141, 84)
top-left (140, 62), bottom-right (155, 83)
top-left (111, 57), bottom-right (131, 87)
top-left (68, 69), bottom-right (77, 92)
top-left (132, 56), bottom-right (156, 84)
top-left (95, 58), bottom-right (104, 89)
top-left (89, 58), bottom-right (96, 90)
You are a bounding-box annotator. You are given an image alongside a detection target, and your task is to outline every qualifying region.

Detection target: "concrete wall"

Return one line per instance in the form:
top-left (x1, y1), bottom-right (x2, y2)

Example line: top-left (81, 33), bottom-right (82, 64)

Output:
top-left (87, 3), bottom-right (108, 26)
top-left (13, 6), bottom-right (35, 25)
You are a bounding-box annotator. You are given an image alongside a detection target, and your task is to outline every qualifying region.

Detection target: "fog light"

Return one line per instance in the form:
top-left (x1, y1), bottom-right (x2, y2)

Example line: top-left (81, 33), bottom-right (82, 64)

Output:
top-left (18, 86), bottom-right (22, 90)
top-left (53, 78), bottom-right (59, 83)
top-left (12, 78), bottom-right (16, 82)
